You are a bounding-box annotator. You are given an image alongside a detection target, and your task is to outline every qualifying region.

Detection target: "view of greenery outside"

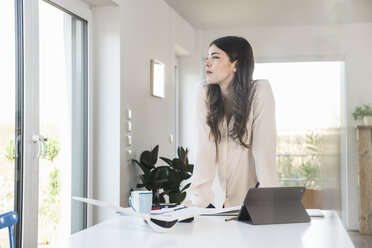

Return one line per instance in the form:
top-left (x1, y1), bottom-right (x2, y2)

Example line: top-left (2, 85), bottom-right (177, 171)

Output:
top-left (276, 128), bottom-right (340, 191)
top-left (38, 138), bottom-right (61, 245)
top-left (0, 133), bottom-right (61, 247)
top-left (0, 126), bottom-right (15, 248)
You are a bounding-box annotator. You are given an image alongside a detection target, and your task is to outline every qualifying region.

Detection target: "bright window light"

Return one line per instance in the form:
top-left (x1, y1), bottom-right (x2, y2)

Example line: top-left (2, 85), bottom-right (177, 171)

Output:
top-left (254, 62), bottom-right (342, 131)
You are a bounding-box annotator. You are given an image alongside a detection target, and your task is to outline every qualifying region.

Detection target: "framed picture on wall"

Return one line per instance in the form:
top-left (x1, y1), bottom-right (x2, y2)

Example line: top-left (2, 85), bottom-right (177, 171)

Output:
top-left (150, 59), bottom-right (165, 98)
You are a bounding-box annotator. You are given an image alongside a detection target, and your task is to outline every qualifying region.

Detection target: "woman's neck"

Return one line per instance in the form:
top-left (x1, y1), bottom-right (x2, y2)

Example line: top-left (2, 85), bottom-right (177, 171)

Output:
top-left (220, 83), bottom-right (231, 99)
top-left (220, 84), bottom-right (233, 123)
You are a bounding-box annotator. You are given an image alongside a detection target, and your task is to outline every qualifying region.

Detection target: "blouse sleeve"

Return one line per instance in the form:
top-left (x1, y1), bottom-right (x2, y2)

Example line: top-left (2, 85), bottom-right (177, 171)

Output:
top-left (251, 80), bottom-right (280, 187)
top-left (184, 84), bottom-right (217, 207)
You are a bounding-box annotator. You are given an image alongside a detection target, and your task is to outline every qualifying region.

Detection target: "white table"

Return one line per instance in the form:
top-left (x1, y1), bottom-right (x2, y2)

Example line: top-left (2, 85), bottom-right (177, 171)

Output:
top-left (53, 211), bottom-right (354, 248)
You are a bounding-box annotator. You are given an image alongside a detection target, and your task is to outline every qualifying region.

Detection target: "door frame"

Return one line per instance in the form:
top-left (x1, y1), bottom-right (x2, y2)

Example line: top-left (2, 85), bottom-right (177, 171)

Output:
top-left (22, 0), bottom-right (40, 246)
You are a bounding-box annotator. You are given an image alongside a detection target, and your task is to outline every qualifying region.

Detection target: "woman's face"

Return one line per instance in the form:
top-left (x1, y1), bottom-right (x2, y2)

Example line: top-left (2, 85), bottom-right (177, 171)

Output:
top-left (204, 44), bottom-right (237, 87)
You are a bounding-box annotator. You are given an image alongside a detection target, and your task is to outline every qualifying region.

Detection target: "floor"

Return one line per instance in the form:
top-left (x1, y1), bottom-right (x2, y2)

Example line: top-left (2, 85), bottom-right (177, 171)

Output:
top-left (347, 231), bottom-right (372, 248)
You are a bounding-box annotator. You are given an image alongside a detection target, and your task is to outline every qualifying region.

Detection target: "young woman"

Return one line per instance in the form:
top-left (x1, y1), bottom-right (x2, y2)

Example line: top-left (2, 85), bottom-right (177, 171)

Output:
top-left (185, 36), bottom-right (280, 208)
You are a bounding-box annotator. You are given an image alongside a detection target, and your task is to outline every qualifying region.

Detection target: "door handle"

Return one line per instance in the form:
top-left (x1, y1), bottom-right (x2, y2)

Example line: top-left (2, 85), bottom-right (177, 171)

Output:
top-left (32, 134), bottom-right (47, 158)
top-left (15, 135), bottom-right (22, 158)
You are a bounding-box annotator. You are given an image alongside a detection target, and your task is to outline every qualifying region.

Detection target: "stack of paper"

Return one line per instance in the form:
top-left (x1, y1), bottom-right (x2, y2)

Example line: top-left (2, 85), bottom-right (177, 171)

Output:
top-left (201, 206), bottom-right (241, 216)
top-left (72, 197), bottom-right (205, 233)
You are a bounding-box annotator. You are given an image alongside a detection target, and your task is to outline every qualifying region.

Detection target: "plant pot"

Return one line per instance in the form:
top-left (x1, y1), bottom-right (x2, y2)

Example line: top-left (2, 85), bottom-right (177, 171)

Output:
top-left (363, 116), bottom-right (372, 126)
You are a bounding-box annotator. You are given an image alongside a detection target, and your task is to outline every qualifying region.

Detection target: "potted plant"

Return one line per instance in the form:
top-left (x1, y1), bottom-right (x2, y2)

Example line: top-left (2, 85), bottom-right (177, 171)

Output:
top-left (159, 147), bottom-right (194, 204)
top-left (132, 145), bottom-right (168, 203)
top-left (133, 145), bottom-right (194, 204)
top-left (352, 104), bottom-right (372, 125)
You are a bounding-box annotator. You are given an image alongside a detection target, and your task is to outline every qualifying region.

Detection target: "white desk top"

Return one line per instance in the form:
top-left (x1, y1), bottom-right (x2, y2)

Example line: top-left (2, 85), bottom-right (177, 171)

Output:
top-left (53, 210), bottom-right (354, 248)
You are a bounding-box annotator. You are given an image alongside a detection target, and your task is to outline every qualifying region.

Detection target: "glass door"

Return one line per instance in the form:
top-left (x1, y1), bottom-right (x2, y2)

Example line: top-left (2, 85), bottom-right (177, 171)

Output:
top-left (0, 1), bottom-right (18, 247)
top-left (37, 0), bottom-right (88, 246)
top-left (0, 0), bottom-right (88, 247)
top-left (11, 0), bottom-right (90, 246)
top-left (0, 0), bottom-right (25, 246)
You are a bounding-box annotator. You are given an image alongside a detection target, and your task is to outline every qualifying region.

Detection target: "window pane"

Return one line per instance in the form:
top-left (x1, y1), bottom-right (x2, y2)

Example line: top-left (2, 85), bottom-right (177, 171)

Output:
top-left (0, 0), bottom-right (16, 247)
top-left (254, 61), bottom-right (342, 210)
top-left (38, 1), bottom-right (88, 245)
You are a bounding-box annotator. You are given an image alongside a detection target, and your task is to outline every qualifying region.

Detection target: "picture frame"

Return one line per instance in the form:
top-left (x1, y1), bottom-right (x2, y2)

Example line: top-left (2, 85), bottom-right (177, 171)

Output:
top-left (150, 59), bottom-right (165, 98)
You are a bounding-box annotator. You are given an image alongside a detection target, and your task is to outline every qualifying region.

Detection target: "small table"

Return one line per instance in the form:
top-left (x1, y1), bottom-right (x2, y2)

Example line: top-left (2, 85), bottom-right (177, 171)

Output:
top-left (356, 125), bottom-right (372, 234)
top-left (53, 210), bottom-right (354, 248)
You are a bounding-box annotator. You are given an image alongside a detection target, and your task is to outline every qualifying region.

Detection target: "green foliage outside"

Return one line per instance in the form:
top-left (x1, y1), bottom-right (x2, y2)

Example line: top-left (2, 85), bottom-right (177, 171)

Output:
top-left (43, 138), bottom-right (60, 162)
top-left (4, 139), bottom-right (15, 161)
top-left (277, 131), bottom-right (333, 189)
top-left (42, 138), bottom-right (60, 244)
top-left (301, 132), bottom-right (323, 189)
top-left (2, 137), bottom-right (61, 245)
top-left (133, 145), bottom-right (194, 204)
top-left (48, 166), bottom-right (61, 224)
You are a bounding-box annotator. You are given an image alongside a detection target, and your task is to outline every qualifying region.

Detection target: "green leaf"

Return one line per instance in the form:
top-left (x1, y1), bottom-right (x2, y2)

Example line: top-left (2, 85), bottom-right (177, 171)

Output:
top-left (352, 104), bottom-right (372, 120)
top-left (136, 183), bottom-right (145, 188)
top-left (44, 138), bottom-right (60, 162)
top-left (139, 174), bottom-right (147, 183)
top-left (159, 193), bottom-right (166, 203)
top-left (305, 146), bottom-right (317, 153)
top-left (172, 158), bottom-right (187, 172)
top-left (154, 179), bottom-right (168, 184)
top-left (149, 169), bottom-right (159, 182)
top-left (162, 188), bottom-right (179, 195)
top-left (137, 182), bottom-right (151, 191)
top-left (159, 157), bottom-right (173, 167)
top-left (140, 151), bottom-right (156, 170)
top-left (180, 171), bottom-right (191, 180)
top-left (177, 147), bottom-right (185, 162)
top-left (166, 170), bottom-right (182, 189)
top-left (156, 166), bottom-right (169, 181)
top-left (4, 139), bottom-right (15, 161)
top-left (150, 145), bottom-right (159, 164)
top-left (181, 183), bottom-right (191, 192)
top-left (139, 145), bottom-right (159, 170)
top-left (177, 146), bottom-right (189, 164)
top-left (133, 159), bottom-right (150, 174)
top-left (187, 164), bottom-right (194, 173)
top-left (169, 192), bottom-right (186, 204)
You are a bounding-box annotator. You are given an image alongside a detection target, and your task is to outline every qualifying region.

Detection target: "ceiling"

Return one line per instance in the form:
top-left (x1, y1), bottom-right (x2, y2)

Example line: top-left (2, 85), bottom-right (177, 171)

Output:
top-left (82, 0), bottom-right (117, 7)
top-left (164, 0), bottom-right (372, 29)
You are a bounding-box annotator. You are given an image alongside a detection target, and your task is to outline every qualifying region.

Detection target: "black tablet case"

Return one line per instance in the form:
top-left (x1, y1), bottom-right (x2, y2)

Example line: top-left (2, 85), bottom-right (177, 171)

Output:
top-left (237, 187), bottom-right (311, 225)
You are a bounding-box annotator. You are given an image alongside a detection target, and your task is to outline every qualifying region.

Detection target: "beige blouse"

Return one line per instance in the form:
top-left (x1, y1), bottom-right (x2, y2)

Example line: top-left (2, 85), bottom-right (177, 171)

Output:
top-left (185, 79), bottom-right (280, 208)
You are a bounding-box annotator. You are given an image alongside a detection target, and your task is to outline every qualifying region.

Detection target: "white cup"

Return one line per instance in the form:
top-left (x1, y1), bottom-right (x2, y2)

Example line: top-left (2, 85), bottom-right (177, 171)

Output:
top-left (129, 191), bottom-right (153, 214)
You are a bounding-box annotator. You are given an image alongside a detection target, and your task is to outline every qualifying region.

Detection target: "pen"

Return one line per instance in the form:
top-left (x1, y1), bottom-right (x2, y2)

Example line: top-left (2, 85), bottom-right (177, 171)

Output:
top-left (225, 216), bottom-right (238, 221)
top-left (173, 206), bottom-right (187, 211)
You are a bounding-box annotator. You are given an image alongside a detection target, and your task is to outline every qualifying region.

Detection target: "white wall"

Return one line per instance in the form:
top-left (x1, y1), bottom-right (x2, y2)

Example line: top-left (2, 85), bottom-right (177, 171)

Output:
top-left (119, 0), bottom-right (195, 208)
top-left (178, 23), bottom-right (372, 230)
top-left (178, 30), bottom-right (203, 163)
top-left (172, 9), bottom-right (195, 56)
top-left (92, 6), bottom-right (121, 224)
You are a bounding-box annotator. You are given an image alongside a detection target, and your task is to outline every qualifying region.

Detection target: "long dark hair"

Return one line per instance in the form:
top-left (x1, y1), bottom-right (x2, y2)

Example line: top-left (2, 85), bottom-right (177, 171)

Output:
top-left (206, 36), bottom-right (256, 152)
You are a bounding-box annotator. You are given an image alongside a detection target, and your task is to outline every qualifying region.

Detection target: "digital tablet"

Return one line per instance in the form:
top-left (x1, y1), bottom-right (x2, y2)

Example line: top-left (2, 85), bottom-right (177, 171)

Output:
top-left (237, 187), bottom-right (311, 225)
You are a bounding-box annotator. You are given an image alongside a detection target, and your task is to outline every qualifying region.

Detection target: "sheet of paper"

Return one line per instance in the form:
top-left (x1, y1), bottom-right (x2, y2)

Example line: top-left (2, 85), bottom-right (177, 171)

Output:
top-left (306, 209), bottom-right (324, 217)
top-left (151, 205), bottom-right (186, 215)
top-left (72, 197), bottom-right (205, 221)
top-left (201, 206), bottom-right (241, 216)
top-left (72, 197), bottom-right (134, 215)
top-left (72, 197), bottom-right (207, 233)
top-left (159, 206), bottom-right (206, 219)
